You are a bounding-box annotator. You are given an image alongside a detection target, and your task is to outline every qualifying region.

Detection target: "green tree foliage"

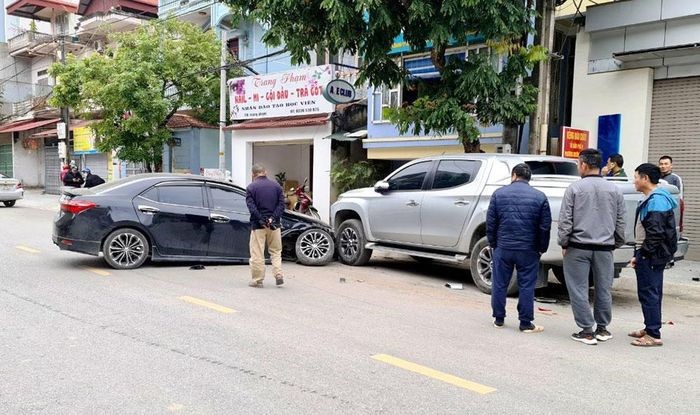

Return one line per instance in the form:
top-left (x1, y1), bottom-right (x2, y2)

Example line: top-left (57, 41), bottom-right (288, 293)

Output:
top-left (49, 19), bottom-right (223, 170)
top-left (225, 0), bottom-right (546, 152)
top-left (330, 158), bottom-right (379, 194)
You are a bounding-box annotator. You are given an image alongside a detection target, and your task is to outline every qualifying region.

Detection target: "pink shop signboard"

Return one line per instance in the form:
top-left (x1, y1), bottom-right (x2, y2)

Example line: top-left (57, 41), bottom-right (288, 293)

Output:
top-left (228, 65), bottom-right (334, 120)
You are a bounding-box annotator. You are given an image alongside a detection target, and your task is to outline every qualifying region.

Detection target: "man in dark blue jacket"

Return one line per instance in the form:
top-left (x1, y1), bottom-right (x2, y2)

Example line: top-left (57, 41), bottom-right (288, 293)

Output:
top-left (246, 164), bottom-right (286, 288)
top-left (487, 163), bottom-right (551, 332)
top-left (629, 163), bottom-right (677, 347)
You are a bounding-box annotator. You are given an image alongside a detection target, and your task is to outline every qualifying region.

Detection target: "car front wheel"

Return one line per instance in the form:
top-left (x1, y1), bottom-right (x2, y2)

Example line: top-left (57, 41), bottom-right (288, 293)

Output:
top-left (103, 228), bottom-right (149, 270)
top-left (295, 228), bottom-right (334, 266)
top-left (336, 219), bottom-right (372, 266)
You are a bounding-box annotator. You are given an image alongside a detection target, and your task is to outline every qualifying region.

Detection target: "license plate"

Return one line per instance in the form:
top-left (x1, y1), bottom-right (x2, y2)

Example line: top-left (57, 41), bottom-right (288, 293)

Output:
top-left (0, 185), bottom-right (10, 191)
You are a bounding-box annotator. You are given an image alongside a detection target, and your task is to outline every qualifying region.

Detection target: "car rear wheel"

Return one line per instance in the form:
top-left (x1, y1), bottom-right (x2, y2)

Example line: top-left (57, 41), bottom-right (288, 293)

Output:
top-left (103, 228), bottom-right (149, 270)
top-left (470, 236), bottom-right (518, 295)
top-left (3, 200), bottom-right (16, 207)
top-left (295, 228), bottom-right (334, 266)
top-left (337, 219), bottom-right (372, 266)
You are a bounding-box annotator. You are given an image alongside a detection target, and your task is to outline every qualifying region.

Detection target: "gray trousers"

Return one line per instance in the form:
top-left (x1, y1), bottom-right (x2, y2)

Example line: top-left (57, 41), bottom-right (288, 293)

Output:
top-left (563, 248), bottom-right (614, 332)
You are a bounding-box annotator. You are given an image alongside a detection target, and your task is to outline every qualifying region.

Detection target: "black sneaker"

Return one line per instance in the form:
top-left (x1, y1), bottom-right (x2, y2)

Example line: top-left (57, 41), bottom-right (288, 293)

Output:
top-left (595, 327), bottom-right (613, 342)
top-left (275, 275), bottom-right (284, 286)
top-left (571, 330), bottom-right (597, 345)
top-left (493, 319), bottom-right (504, 328)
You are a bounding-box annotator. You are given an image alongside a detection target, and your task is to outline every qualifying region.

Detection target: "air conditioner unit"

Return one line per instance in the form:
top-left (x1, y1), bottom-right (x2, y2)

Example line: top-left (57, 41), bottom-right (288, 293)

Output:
top-left (495, 144), bottom-right (512, 154)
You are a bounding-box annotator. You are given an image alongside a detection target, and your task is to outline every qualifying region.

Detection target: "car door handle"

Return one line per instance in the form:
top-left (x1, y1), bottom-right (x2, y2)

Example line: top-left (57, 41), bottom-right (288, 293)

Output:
top-left (405, 200), bottom-right (420, 207)
top-left (210, 214), bottom-right (230, 223)
top-left (454, 200), bottom-right (471, 207)
top-left (138, 205), bottom-right (160, 214)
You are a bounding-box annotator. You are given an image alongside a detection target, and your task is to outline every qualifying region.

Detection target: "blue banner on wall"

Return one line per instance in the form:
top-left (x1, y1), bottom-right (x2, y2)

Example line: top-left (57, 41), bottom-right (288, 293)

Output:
top-left (597, 114), bottom-right (621, 168)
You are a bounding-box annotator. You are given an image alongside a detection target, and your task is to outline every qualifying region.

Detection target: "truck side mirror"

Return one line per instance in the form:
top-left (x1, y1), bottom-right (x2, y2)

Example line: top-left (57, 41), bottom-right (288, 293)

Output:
top-left (374, 180), bottom-right (390, 192)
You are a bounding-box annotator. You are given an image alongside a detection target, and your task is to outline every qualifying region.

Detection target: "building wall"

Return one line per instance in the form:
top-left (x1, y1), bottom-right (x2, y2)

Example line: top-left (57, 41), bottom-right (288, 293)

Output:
top-left (570, 29), bottom-right (654, 171)
top-left (13, 133), bottom-right (45, 187)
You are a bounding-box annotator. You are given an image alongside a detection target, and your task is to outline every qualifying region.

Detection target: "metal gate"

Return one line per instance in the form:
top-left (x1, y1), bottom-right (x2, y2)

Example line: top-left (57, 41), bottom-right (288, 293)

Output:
top-left (0, 144), bottom-right (12, 177)
top-left (649, 76), bottom-right (700, 260)
top-left (44, 144), bottom-right (61, 195)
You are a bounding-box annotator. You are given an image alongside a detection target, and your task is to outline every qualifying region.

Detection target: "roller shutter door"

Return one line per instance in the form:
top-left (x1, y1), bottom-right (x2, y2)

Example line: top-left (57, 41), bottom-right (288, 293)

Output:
top-left (84, 153), bottom-right (109, 181)
top-left (44, 144), bottom-right (61, 195)
top-left (649, 77), bottom-right (700, 260)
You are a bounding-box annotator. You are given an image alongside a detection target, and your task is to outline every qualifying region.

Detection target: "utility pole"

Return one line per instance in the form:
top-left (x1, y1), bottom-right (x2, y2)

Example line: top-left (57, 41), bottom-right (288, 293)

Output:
top-left (529, 0), bottom-right (556, 155)
top-left (218, 29), bottom-right (227, 172)
top-left (60, 32), bottom-right (71, 164)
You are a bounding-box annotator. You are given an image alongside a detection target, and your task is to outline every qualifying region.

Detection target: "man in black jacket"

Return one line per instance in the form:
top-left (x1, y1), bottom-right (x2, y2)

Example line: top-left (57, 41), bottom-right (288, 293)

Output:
top-left (628, 163), bottom-right (677, 347)
top-left (487, 163), bottom-right (551, 333)
top-left (62, 166), bottom-right (84, 188)
top-left (246, 164), bottom-right (285, 288)
top-left (82, 168), bottom-right (105, 188)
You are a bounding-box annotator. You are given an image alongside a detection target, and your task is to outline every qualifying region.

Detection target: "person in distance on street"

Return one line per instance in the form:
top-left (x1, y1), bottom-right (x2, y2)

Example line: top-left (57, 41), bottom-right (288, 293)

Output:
top-left (82, 168), bottom-right (105, 188)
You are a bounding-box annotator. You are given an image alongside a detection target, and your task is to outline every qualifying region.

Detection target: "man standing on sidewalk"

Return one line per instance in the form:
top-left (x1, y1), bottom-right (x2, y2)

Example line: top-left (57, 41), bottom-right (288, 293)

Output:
top-left (246, 164), bottom-right (285, 288)
top-left (628, 163), bottom-right (677, 347)
top-left (487, 163), bottom-right (551, 333)
top-left (658, 155), bottom-right (683, 197)
top-left (558, 149), bottom-right (626, 345)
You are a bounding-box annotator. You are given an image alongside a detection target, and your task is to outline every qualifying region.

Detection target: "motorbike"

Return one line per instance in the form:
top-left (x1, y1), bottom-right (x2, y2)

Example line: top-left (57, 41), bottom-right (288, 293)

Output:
top-left (290, 178), bottom-right (320, 220)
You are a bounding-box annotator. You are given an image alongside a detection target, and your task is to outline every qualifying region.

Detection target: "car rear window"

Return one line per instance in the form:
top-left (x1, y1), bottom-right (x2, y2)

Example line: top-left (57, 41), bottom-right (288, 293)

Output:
top-left (155, 185), bottom-right (204, 207)
top-left (526, 161), bottom-right (578, 176)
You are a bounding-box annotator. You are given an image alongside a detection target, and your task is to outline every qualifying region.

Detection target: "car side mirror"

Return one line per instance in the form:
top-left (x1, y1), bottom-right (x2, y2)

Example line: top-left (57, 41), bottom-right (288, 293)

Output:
top-left (374, 180), bottom-right (390, 192)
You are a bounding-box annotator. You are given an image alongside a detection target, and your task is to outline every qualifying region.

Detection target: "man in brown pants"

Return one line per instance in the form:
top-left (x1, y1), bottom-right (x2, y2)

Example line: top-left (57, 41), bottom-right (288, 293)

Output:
top-left (246, 164), bottom-right (285, 287)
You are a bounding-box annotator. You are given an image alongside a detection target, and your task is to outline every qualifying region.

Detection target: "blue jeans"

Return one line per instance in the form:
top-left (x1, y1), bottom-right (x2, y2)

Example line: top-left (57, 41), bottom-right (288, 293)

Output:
top-left (491, 248), bottom-right (540, 327)
top-left (635, 253), bottom-right (665, 339)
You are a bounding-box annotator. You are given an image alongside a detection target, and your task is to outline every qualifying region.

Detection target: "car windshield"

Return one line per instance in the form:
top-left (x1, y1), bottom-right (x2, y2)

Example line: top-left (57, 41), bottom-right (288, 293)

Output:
top-left (525, 161), bottom-right (578, 176)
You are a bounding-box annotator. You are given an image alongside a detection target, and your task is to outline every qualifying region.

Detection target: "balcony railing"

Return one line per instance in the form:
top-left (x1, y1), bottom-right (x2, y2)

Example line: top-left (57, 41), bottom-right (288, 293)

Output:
top-left (7, 83), bottom-right (54, 117)
top-left (8, 30), bottom-right (54, 55)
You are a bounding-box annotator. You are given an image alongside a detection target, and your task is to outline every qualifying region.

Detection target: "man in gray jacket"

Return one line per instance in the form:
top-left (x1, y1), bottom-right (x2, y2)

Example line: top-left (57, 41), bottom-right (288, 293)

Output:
top-left (558, 148), bottom-right (626, 345)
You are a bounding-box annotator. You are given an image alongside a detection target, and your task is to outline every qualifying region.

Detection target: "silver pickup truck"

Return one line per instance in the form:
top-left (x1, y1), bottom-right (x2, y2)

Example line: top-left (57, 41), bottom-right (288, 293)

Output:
top-left (330, 154), bottom-right (689, 294)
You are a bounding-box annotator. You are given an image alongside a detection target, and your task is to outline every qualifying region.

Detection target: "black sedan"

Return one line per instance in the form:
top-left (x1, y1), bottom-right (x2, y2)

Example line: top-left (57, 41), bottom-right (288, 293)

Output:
top-left (53, 174), bottom-right (335, 269)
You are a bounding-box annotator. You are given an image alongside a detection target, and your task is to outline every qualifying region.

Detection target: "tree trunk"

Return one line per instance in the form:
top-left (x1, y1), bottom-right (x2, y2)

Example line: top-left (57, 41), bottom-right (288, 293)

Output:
top-left (462, 140), bottom-right (481, 153)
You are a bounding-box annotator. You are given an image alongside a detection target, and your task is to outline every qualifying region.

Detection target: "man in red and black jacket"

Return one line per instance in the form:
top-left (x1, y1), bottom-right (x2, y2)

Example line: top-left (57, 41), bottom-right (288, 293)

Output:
top-left (629, 163), bottom-right (678, 347)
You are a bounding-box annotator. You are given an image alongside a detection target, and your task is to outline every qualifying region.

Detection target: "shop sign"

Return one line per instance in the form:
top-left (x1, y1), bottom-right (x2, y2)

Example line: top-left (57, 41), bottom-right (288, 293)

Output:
top-left (228, 65), bottom-right (334, 120)
top-left (323, 79), bottom-right (356, 104)
top-left (58, 142), bottom-right (67, 159)
top-left (561, 127), bottom-right (589, 159)
top-left (56, 122), bottom-right (66, 139)
top-left (73, 126), bottom-right (99, 155)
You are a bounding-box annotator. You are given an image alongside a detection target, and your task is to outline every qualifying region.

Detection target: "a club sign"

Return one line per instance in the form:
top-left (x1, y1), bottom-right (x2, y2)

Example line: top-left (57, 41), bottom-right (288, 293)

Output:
top-left (323, 79), bottom-right (356, 105)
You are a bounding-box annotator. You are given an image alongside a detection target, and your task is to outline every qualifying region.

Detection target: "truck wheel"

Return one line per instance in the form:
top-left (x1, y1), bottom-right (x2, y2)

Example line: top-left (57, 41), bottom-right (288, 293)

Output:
top-left (3, 200), bottom-right (15, 207)
top-left (470, 236), bottom-right (517, 295)
top-left (337, 219), bottom-right (372, 266)
top-left (295, 228), bottom-right (334, 266)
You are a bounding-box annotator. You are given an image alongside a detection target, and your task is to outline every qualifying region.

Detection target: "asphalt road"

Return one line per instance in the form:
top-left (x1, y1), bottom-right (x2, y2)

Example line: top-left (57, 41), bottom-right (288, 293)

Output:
top-left (1, 200), bottom-right (699, 414)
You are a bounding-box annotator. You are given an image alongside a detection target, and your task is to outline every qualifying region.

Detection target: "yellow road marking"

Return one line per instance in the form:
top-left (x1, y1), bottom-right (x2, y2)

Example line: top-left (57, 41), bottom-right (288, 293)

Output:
top-left (83, 267), bottom-right (110, 277)
top-left (15, 245), bottom-right (40, 254)
top-left (178, 296), bottom-right (237, 314)
top-left (371, 354), bottom-right (497, 395)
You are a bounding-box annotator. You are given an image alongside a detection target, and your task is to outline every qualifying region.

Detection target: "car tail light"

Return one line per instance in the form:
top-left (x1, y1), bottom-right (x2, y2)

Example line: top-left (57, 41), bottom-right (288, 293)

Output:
top-left (61, 200), bottom-right (97, 215)
top-left (679, 198), bottom-right (685, 234)
top-left (15, 182), bottom-right (22, 189)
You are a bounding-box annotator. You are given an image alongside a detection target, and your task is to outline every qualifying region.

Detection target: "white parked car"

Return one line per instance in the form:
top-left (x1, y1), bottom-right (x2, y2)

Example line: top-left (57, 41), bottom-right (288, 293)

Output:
top-left (0, 173), bottom-right (24, 207)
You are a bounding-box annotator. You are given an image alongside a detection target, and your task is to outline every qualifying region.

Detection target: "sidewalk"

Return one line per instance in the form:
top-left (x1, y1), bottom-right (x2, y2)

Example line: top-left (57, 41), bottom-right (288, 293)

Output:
top-left (14, 188), bottom-right (62, 212)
